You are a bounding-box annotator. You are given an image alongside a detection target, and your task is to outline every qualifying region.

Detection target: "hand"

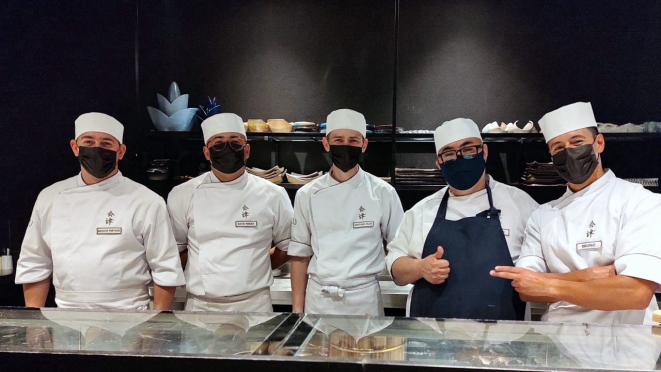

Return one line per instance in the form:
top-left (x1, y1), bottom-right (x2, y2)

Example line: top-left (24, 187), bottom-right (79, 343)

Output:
top-left (490, 266), bottom-right (554, 297)
top-left (584, 265), bottom-right (616, 281)
top-left (417, 246), bottom-right (450, 285)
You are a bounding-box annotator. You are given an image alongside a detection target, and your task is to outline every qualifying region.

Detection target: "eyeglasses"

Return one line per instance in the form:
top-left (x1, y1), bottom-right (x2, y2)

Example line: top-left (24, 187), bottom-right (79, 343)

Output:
top-left (210, 140), bottom-right (246, 152)
top-left (438, 144), bottom-right (483, 164)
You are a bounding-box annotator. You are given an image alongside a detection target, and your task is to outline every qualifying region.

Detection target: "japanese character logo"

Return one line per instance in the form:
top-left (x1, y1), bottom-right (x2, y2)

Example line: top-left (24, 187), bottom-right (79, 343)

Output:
top-left (105, 211), bottom-right (115, 226)
top-left (586, 221), bottom-right (596, 238)
top-left (242, 205), bottom-right (249, 219)
top-left (358, 206), bottom-right (366, 220)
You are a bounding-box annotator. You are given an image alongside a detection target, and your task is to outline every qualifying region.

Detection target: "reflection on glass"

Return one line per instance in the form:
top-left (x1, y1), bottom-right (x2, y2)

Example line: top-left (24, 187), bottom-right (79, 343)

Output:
top-left (1, 308), bottom-right (661, 371)
top-left (287, 315), bottom-right (661, 371)
top-left (0, 308), bottom-right (288, 357)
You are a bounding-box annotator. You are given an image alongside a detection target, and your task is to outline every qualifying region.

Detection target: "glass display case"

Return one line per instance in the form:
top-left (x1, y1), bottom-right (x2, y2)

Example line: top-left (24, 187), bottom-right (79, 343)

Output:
top-left (1, 307), bottom-right (660, 372)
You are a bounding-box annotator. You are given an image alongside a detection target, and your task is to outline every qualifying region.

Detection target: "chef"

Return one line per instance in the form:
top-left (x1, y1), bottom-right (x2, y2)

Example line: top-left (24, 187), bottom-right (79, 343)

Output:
top-left (167, 113), bottom-right (293, 312)
top-left (15, 112), bottom-right (185, 310)
top-left (491, 102), bottom-right (661, 325)
top-left (289, 108), bottom-right (404, 316)
top-left (386, 118), bottom-right (539, 320)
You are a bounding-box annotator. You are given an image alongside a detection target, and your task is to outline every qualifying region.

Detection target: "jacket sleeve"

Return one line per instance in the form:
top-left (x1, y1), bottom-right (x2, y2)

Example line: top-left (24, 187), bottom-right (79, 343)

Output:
top-left (385, 209), bottom-right (417, 284)
top-left (288, 189), bottom-right (314, 257)
top-left (272, 188), bottom-right (294, 251)
top-left (515, 210), bottom-right (549, 272)
top-left (614, 189), bottom-right (661, 291)
top-left (144, 198), bottom-right (186, 287)
top-left (15, 195), bottom-right (52, 284)
top-left (382, 186), bottom-right (405, 245)
top-left (166, 186), bottom-right (189, 253)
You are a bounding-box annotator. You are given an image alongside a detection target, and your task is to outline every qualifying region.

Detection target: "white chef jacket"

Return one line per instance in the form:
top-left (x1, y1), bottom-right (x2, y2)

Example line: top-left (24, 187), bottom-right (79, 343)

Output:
top-left (386, 176), bottom-right (539, 285)
top-left (167, 171), bottom-right (293, 299)
top-left (288, 167), bottom-right (404, 287)
top-left (516, 170), bottom-right (661, 325)
top-left (15, 172), bottom-right (185, 309)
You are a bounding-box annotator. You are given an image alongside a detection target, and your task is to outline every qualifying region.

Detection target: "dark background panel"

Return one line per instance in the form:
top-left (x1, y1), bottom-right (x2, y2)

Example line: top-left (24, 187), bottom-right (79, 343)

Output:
top-left (0, 0), bottom-right (138, 220)
top-left (138, 0), bottom-right (396, 128)
top-left (0, 0), bottom-right (137, 306)
top-left (396, 0), bottom-right (661, 129)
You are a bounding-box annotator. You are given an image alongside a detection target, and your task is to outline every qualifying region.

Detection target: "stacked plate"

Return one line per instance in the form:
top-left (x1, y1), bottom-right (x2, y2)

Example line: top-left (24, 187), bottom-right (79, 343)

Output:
top-left (395, 168), bottom-right (446, 187)
top-left (286, 171), bottom-right (324, 184)
top-left (292, 122), bottom-right (318, 132)
top-left (521, 162), bottom-right (565, 185)
top-left (624, 178), bottom-right (658, 187)
top-left (247, 166), bottom-right (286, 184)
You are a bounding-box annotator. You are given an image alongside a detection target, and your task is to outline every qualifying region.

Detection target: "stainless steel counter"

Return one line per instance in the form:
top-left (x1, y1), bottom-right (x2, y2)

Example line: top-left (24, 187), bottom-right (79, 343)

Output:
top-left (2, 307), bottom-right (660, 371)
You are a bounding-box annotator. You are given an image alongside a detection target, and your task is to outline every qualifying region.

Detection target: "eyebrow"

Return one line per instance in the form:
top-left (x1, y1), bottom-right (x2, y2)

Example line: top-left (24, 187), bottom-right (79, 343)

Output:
top-left (80, 136), bottom-right (115, 143)
top-left (441, 140), bottom-right (474, 152)
top-left (570, 135), bottom-right (586, 141)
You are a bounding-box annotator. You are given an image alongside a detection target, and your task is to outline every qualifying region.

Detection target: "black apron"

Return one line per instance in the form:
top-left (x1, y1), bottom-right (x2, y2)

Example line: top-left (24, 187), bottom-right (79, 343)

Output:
top-left (409, 181), bottom-right (525, 320)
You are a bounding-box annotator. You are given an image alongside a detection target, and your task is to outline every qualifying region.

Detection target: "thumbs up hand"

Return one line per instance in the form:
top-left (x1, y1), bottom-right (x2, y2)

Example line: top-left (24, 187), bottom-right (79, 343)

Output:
top-left (418, 246), bottom-right (450, 284)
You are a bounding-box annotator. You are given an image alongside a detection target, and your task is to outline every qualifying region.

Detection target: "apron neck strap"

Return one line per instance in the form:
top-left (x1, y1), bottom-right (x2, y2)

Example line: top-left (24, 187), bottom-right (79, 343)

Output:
top-left (438, 176), bottom-right (499, 220)
top-left (485, 177), bottom-right (500, 218)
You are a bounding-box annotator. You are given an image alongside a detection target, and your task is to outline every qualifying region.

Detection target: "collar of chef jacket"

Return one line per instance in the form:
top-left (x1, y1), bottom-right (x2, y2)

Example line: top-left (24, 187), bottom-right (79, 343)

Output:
top-left (204, 170), bottom-right (248, 188)
top-left (71, 171), bottom-right (124, 193)
top-left (326, 166), bottom-right (365, 189)
top-left (551, 170), bottom-right (615, 210)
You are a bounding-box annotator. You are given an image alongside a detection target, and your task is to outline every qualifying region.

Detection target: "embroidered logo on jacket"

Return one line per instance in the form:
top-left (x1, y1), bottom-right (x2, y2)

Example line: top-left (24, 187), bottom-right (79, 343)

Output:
top-left (98, 211), bottom-right (121, 235)
top-left (105, 211), bottom-right (115, 225)
top-left (359, 206), bottom-right (366, 220)
top-left (236, 205), bottom-right (257, 228)
top-left (354, 206), bottom-right (374, 228)
top-left (586, 221), bottom-right (596, 238)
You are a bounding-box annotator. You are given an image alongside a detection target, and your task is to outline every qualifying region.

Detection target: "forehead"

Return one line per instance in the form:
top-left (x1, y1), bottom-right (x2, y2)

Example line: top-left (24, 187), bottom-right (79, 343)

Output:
top-left (207, 132), bottom-right (246, 142)
top-left (77, 131), bottom-right (120, 144)
top-left (547, 128), bottom-right (592, 147)
top-left (327, 129), bottom-right (363, 139)
top-left (439, 137), bottom-right (482, 153)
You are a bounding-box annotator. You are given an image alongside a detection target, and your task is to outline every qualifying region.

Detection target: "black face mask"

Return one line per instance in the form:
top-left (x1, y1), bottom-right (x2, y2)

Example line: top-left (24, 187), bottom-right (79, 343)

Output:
top-left (209, 145), bottom-right (245, 174)
top-left (552, 144), bottom-right (600, 184)
top-left (78, 146), bottom-right (118, 178)
top-left (329, 145), bottom-right (362, 172)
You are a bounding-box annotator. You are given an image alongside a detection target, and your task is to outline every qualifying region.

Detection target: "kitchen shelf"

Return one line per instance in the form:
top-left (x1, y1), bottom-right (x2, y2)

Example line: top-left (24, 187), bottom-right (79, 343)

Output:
top-left (396, 132), bottom-right (661, 143)
top-left (145, 131), bottom-right (661, 144)
top-left (144, 131), bottom-right (395, 142)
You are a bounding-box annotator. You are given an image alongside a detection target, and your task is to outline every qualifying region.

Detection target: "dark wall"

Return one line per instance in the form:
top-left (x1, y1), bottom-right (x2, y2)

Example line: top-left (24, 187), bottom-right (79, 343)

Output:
top-left (138, 0), bottom-right (396, 127)
top-left (397, 0), bottom-right (661, 129)
top-left (0, 0), bottom-right (137, 305)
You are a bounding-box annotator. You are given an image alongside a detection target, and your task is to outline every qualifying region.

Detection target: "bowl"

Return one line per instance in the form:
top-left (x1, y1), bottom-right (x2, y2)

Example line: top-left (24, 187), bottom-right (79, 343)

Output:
top-left (247, 119), bottom-right (269, 133)
top-left (268, 119), bottom-right (292, 133)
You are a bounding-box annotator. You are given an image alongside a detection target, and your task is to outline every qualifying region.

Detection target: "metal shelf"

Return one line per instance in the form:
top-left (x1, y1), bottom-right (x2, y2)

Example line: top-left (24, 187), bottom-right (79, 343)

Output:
top-left (144, 131), bottom-right (395, 142)
top-left (395, 132), bottom-right (661, 143)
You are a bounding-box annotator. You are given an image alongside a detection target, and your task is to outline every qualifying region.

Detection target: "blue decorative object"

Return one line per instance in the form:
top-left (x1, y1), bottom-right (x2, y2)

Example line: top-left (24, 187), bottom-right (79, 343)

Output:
top-left (196, 96), bottom-right (222, 121)
top-left (147, 82), bottom-right (196, 131)
top-left (157, 93), bottom-right (189, 116)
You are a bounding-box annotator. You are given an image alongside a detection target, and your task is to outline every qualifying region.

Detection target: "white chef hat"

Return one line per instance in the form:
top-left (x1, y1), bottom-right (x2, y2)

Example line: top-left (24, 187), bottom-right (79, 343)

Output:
top-left (326, 109), bottom-right (367, 138)
top-left (433, 118), bottom-right (482, 153)
top-left (201, 113), bottom-right (246, 143)
top-left (75, 112), bottom-right (124, 144)
top-left (539, 102), bottom-right (597, 143)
